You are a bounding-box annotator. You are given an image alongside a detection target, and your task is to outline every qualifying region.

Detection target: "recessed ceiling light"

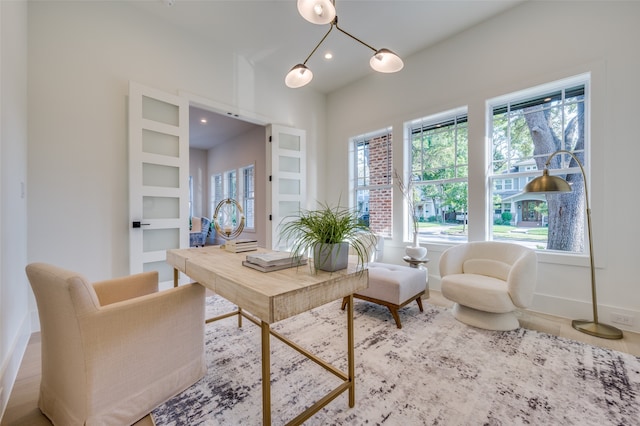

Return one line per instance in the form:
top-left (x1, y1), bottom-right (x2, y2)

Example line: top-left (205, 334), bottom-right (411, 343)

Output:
top-left (200, 118), bottom-right (207, 124)
top-left (324, 52), bottom-right (333, 60)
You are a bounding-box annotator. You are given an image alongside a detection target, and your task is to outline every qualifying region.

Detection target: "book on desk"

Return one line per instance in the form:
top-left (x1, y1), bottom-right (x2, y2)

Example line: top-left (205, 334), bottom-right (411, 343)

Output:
top-left (224, 238), bottom-right (258, 253)
top-left (243, 251), bottom-right (307, 272)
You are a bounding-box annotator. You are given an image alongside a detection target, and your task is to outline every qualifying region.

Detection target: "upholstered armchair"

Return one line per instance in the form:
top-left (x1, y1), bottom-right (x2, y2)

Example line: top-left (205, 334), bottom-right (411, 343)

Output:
top-left (439, 241), bottom-right (537, 331)
top-left (25, 263), bottom-right (206, 426)
top-left (190, 216), bottom-right (211, 247)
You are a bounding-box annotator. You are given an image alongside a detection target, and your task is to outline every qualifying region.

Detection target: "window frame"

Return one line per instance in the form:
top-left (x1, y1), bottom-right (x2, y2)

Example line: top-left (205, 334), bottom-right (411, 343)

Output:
top-left (350, 127), bottom-right (394, 238)
top-left (487, 73), bottom-right (591, 254)
top-left (404, 107), bottom-right (469, 244)
top-left (239, 164), bottom-right (255, 231)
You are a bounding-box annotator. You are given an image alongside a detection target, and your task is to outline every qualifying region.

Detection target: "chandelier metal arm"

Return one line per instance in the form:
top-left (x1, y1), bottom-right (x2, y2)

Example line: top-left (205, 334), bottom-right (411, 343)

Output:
top-left (302, 24), bottom-right (334, 65)
top-left (334, 21), bottom-right (377, 53)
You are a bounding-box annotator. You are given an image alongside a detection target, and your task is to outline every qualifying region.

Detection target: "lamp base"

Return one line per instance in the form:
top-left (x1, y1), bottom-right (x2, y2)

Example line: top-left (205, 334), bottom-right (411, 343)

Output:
top-left (571, 319), bottom-right (623, 340)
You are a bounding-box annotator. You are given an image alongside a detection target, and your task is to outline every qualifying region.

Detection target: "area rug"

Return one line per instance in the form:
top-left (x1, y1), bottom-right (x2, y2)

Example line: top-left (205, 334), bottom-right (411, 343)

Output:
top-left (152, 296), bottom-right (640, 425)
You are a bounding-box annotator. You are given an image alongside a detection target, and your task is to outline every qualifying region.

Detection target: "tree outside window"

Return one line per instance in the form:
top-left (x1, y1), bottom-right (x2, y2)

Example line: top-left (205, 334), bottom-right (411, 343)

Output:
top-left (489, 76), bottom-right (588, 252)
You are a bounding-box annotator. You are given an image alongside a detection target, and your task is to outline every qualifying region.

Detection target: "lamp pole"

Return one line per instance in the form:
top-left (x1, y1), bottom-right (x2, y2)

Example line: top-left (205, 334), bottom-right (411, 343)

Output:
top-left (525, 150), bottom-right (622, 339)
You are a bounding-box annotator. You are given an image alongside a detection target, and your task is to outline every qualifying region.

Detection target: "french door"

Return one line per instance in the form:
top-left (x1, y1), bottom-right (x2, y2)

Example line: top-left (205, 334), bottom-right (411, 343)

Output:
top-left (128, 82), bottom-right (190, 287)
top-left (266, 125), bottom-right (307, 250)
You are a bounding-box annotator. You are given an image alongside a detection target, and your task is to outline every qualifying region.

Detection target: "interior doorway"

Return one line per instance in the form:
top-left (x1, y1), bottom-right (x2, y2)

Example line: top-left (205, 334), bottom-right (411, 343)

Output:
top-left (188, 104), bottom-right (268, 246)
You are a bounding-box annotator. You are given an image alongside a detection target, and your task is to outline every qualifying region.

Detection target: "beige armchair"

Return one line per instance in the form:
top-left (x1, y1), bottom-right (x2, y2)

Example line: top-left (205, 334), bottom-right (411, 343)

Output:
top-left (25, 263), bottom-right (206, 426)
top-left (439, 241), bottom-right (537, 331)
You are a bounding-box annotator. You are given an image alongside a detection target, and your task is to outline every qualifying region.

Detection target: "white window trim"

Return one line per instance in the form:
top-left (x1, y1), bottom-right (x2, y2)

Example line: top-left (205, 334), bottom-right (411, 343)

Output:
top-left (486, 72), bottom-right (593, 258)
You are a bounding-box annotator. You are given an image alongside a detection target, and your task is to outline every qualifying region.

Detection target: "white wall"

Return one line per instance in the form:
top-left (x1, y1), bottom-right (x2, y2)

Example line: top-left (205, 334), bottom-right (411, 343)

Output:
top-left (0, 0), bottom-right (29, 417)
top-left (326, 1), bottom-right (640, 331)
top-left (26, 1), bottom-right (325, 281)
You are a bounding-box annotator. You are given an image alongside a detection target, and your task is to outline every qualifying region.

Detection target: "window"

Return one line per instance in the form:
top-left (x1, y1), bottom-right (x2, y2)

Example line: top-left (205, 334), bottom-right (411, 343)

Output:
top-left (406, 108), bottom-right (468, 243)
top-left (189, 176), bottom-right (194, 218)
top-left (225, 170), bottom-right (237, 199)
top-left (351, 128), bottom-right (393, 237)
top-left (489, 75), bottom-right (588, 253)
top-left (210, 173), bottom-right (224, 216)
top-left (240, 165), bottom-right (255, 229)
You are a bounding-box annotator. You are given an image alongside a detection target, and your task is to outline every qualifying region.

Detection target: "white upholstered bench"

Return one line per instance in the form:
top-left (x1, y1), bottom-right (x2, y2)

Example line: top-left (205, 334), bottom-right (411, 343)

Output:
top-left (342, 262), bottom-right (427, 328)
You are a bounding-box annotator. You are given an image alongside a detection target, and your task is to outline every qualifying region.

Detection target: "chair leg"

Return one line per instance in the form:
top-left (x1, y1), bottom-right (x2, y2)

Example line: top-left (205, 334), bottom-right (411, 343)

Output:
top-left (415, 295), bottom-right (424, 312)
top-left (388, 306), bottom-right (402, 329)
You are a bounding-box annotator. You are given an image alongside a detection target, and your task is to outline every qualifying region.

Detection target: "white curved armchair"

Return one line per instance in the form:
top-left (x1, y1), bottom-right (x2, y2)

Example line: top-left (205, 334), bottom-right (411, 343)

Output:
top-left (439, 242), bottom-right (537, 331)
top-left (26, 263), bottom-right (206, 425)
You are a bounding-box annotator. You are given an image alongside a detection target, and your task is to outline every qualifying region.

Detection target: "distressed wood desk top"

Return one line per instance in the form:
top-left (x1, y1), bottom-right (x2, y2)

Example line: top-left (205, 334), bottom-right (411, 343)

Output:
top-left (167, 246), bottom-right (368, 324)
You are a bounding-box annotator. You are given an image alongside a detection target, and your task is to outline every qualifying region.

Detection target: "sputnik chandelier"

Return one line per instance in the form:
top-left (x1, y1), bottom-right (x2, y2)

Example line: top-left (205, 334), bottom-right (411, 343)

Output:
top-left (285, 0), bottom-right (404, 88)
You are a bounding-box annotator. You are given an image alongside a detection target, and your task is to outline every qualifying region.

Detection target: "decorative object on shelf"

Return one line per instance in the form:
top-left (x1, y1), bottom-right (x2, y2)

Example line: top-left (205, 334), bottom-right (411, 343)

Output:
top-left (285, 0), bottom-right (404, 88)
top-left (524, 149), bottom-right (622, 340)
top-left (279, 201), bottom-right (375, 272)
top-left (213, 198), bottom-right (245, 244)
top-left (395, 170), bottom-right (427, 260)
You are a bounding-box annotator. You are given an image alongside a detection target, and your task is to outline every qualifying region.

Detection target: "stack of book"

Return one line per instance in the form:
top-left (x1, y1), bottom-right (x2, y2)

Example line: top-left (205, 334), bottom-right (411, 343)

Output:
top-left (242, 251), bottom-right (307, 272)
top-left (224, 239), bottom-right (258, 253)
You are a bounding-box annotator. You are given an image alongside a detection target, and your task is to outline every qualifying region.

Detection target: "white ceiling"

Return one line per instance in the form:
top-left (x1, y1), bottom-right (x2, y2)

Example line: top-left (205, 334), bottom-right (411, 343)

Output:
top-left (133, 0), bottom-right (525, 148)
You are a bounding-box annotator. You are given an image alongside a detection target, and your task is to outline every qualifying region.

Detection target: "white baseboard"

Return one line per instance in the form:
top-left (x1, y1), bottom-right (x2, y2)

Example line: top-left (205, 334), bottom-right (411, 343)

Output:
top-left (0, 313), bottom-right (31, 421)
top-left (531, 293), bottom-right (640, 334)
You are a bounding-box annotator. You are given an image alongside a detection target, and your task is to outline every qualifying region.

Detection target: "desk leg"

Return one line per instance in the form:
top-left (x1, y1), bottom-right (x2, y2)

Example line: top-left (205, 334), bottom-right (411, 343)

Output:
top-left (347, 294), bottom-right (355, 407)
top-left (173, 268), bottom-right (178, 288)
top-left (261, 321), bottom-right (271, 425)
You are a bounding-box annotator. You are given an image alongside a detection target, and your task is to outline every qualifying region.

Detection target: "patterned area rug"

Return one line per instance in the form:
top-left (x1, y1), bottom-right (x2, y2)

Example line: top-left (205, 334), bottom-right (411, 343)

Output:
top-left (152, 296), bottom-right (640, 425)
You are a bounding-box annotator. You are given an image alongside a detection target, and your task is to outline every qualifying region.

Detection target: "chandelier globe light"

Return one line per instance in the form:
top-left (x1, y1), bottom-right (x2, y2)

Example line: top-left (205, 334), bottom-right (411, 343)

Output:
top-left (297, 0), bottom-right (336, 25)
top-left (370, 48), bottom-right (404, 73)
top-left (286, 1), bottom-right (403, 88)
top-left (285, 64), bottom-right (314, 89)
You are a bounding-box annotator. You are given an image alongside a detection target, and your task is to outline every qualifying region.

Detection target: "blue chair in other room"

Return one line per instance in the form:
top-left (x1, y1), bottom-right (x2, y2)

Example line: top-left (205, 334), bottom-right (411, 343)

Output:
top-left (189, 216), bottom-right (211, 247)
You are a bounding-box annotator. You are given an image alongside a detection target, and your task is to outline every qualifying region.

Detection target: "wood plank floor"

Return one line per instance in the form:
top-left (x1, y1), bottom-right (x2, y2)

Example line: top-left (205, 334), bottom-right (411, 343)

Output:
top-left (2, 291), bottom-right (639, 425)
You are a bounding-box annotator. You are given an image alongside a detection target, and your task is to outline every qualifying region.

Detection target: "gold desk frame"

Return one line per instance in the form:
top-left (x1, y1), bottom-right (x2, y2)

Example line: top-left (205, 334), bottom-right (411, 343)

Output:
top-left (172, 262), bottom-right (357, 426)
top-left (203, 296), bottom-right (355, 425)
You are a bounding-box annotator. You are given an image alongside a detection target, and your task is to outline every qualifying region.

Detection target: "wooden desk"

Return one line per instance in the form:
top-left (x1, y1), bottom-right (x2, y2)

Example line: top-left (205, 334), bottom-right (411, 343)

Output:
top-left (166, 246), bottom-right (368, 425)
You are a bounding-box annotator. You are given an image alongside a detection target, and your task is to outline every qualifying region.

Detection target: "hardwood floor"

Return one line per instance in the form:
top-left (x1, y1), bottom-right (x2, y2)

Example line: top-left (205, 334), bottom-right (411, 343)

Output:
top-left (2, 291), bottom-right (639, 425)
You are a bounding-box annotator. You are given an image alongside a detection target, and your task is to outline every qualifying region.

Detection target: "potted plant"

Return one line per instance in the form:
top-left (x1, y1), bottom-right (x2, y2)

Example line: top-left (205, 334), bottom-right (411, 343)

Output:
top-left (279, 202), bottom-right (376, 272)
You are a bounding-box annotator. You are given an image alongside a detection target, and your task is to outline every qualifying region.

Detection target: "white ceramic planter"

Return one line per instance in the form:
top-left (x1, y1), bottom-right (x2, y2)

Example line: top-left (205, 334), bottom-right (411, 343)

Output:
top-left (405, 245), bottom-right (427, 260)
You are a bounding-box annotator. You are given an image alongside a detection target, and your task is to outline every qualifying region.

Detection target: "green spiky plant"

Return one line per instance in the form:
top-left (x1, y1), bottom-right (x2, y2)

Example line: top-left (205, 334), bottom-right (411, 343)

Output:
top-left (279, 202), bottom-right (376, 272)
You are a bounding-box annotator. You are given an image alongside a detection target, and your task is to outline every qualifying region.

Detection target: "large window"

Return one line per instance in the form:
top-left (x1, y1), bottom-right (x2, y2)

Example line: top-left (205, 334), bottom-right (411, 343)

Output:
top-left (489, 75), bottom-right (588, 253)
top-left (351, 128), bottom-right (393, 237)
top-left (406, 108), bottom-right (468, 243)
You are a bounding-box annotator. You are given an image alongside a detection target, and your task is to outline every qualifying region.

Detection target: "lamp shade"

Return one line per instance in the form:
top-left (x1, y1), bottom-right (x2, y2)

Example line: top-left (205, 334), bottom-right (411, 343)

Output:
top-left (285, 64), bottom-right (313, 88)
top-left (297, 0), bottom-right (336, 25)
top-left (370, 48), bottom-right (404, 73)
top-left (523, 169), bottom-right (572, 193)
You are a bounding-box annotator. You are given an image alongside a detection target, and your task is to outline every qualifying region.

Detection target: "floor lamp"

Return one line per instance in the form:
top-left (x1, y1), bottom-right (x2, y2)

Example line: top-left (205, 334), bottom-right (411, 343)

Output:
top-left (523, 149), bottom-right (623, 340)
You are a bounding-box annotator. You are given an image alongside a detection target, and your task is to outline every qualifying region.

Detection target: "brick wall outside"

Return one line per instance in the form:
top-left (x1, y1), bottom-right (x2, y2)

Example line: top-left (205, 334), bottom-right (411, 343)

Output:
top-left (367, 134), bottom-right (392, 236)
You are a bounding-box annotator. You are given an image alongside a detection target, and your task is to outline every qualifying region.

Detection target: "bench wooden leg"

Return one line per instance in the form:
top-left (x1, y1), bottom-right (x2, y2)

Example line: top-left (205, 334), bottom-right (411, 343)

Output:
top-left (416, 295), bottom-right (424, 312)
top-left (388, 306), bottom-right (402, 329)
top-left (342, 291), bottom-right (425, 329)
